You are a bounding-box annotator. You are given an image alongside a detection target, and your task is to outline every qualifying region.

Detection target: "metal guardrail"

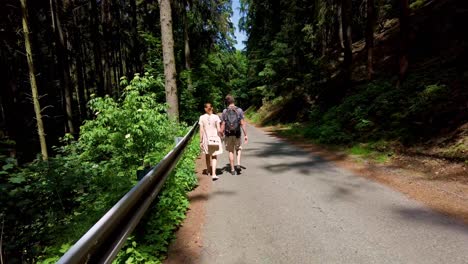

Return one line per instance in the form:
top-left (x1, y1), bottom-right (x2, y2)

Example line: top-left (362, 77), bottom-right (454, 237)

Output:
top-left (58, 123), bottom-right (198, 264)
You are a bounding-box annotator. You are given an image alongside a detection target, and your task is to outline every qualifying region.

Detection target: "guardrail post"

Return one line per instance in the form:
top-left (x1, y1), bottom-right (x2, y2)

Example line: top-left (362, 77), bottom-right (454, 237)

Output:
top-left (174, 136), bottom-right (184, 145)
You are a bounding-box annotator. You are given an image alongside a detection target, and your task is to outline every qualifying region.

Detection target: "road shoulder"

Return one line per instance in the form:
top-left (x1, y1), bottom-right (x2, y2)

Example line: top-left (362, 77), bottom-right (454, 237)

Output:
top-left (164, 155), bottom-right (211, 264)
top-left (254, 123), bottom-right (468, 225)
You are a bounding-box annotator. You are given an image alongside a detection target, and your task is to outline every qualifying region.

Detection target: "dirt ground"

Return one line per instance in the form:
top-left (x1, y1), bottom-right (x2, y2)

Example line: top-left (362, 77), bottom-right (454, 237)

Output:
top-left (164, 156), bottom-right (211, 264)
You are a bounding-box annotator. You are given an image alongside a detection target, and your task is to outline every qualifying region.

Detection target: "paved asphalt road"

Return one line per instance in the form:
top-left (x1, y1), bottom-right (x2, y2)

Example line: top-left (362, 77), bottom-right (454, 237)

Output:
top-left (200, 124), bottom-right (468, 264)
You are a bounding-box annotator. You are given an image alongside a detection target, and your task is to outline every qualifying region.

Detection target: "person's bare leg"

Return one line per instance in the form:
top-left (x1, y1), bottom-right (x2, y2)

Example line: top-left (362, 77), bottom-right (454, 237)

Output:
top-left (205, 154), bottom-right (211, 175)
top-left (229, 151), bottom-right (235, 172)
top-left (211, 155), bottom-right (218, 179)
top-left (236, 149), bottom-right (242, 167)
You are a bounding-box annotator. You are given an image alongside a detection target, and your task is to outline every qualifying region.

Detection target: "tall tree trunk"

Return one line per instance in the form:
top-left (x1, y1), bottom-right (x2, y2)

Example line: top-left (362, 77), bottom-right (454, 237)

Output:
top-left (130, 0), bottom-right (141, 75)
top-left (113, 50), bottom-right (119, 93)
top-left (118, 41), bottom-right (124, 78)
top-left (81, 41), bottom-right (91, 104)
top-left (271, 0), bottom-right (281, 35)
top-left (366, 0), bottom-right (375, 80)
top-left (159, 0), bottom-right (179, 121)
top-left (398, 0), bottom-right (410, 86)
top-left (337, 3), bottom-right (345, 49)
top-left (90, 0), bottom-right (104, 96)
top-left (341, 0), bottom-right (353, 83)
top-left (72, 8), bottom-right (86, 121)
top-left (20, 0), bottom-right (48, 160)
top-left (321, 23), bottom-right (327, 57)
top-left (101, 0), bottom-right (113, 96)
top-left (184, 2), bottom-right (193, 91)
top-left (51, 0), bottom-right (75, 134)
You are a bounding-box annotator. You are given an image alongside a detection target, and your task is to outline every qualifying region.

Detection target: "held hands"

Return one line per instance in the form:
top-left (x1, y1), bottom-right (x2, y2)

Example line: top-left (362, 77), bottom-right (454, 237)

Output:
top-left (244, 135), bottom-right (248, 144)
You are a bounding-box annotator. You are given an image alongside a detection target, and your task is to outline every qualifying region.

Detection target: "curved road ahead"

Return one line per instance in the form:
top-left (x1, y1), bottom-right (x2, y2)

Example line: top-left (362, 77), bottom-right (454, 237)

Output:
top-left (200, 124), bottom-right (468, 263)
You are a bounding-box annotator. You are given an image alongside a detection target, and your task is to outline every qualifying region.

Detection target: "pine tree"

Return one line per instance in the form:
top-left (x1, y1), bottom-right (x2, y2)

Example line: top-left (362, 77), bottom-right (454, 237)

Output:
top-left (159, 0), bottom-right (179, 121)
top-left (20, 0), bottom-right (48, 160)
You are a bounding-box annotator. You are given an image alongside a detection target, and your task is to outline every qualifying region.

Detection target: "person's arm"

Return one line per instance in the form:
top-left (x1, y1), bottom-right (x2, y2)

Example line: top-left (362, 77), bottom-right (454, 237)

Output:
top-left (239, 109), bottom-right (248, 143)
top-left (241, 119), bottom-right (248, 143)
top-left (199, 117), bottom-right (204, 147)
top-left (219, 111), bottom-right (225, 136)
top-left (216, 116), bottom-right (222, 137)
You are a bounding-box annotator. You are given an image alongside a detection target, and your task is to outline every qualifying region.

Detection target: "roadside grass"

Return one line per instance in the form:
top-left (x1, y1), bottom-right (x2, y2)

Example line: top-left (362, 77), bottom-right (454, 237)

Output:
top-left (245, 106), bottom-right (262, 124)
top-left (263, 122), bottom-right (394, 164)
top-left (346, 144), bottom-right (393, 163)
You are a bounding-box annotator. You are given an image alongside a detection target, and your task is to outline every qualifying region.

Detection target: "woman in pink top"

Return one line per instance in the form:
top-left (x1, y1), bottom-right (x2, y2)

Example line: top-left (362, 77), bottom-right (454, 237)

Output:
top-left (199, 103), bottom-right (223, 180)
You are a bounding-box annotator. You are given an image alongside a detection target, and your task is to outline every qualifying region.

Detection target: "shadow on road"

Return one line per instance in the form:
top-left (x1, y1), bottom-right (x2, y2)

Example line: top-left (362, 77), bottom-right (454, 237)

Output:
top-left (250, 140), bottom-right (347, 176)
top-left (189, 190), bottom-right (237, 202)
top-left (264, 160), bottom-right (327, 175)
top-left (393, 207), bottom-right (468, 234)
top-left (201, 168), bottom-right (227, 176)
top-left (246, 141), bottom-right (309, 158)
top-left (319, 175), bottom-right (371, 198)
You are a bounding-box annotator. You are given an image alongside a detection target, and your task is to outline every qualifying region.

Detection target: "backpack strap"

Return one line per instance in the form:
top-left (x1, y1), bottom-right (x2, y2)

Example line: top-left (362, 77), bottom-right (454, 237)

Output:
top-left (223, 106), bottom-right (239, 121)
top-left (229, 106), bottom-right (240, 118)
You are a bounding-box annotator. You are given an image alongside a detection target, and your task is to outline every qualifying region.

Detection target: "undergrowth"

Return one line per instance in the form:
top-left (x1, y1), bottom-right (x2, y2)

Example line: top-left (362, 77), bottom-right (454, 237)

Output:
top-left (113, 136), bottom-right (199, 264)
top-left (346, 142), bottom-right (393, 163)
top-left (250, 75), bottom-right (467, 162)
top-left (0, 74), bottom-right (195, 263)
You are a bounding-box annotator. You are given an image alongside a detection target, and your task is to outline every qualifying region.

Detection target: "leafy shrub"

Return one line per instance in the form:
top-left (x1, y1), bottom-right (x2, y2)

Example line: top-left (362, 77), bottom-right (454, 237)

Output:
top-left (115, 136), bottom-right (200, 263)
top-left (297, 79), bottom-right (458, 144)
top-left (1, 147), bottom-right (98, 263)
top-left (1, 74), bottom-right (188, 263)
top-left (410, 0), bottom-right (427, 9)
top-left (192, 50), bottom-right (247, 112)
top-left (346, 141), bottom-right (393, 163)
top-left (80, 73), bottom-right (181, 171)
top-left (304, 119), bottom-right (352, 144)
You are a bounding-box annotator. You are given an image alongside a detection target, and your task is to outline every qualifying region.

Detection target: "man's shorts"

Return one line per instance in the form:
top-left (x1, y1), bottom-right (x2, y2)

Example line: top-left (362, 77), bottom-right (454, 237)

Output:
top-left (225, 136), bottom-right (242, 152)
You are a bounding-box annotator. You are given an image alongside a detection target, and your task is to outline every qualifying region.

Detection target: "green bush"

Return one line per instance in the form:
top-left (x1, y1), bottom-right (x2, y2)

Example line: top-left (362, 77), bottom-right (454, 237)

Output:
top-left (114, 136), bottom-right (200, 264)
top-left (346, 141), bottom-right (393, 163)
top-left (192, 49), bottom-right (247, 112)
top-left (1, 74), bottom-right (188, 263)
top-left (298, 79), bottom-right (457, 145)
top-left (410, 0), bottom-right (427, 9)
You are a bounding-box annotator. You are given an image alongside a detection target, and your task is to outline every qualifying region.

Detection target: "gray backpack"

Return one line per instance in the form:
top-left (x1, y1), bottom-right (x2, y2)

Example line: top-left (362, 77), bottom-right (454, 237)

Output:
top-left (225, 107), bottom-right (240, 137)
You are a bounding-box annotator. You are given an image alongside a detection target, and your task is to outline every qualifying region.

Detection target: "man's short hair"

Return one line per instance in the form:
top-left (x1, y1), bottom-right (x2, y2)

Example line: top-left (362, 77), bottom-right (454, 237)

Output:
top-left (225, 95), bottom-right (235, 105)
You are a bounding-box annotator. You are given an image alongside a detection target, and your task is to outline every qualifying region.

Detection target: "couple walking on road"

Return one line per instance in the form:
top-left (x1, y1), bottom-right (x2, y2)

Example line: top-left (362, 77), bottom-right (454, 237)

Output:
top-left (199, 95), bottom-right (248, 180)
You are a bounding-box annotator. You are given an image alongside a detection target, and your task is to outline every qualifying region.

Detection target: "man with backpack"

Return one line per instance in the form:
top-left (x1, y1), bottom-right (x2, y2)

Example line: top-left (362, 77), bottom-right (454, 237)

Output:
top-left (220, 95), bottom-right (248, 175)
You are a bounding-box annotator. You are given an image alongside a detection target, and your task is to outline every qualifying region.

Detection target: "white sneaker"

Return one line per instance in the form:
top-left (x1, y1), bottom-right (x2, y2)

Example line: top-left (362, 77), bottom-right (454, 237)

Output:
top-left (212, 175), bottom-right (219, 181)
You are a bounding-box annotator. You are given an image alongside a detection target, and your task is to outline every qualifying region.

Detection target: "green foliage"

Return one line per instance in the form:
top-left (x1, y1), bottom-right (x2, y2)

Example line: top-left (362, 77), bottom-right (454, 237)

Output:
top-left (1, 74), bottom-right (187, 263)
top-left (113, 238), bottom-right (160, 264)
top-left (193, 49), bottom-right (248, 111)
top-left (244, 96), bottom-right (289, 125)
top-left (410, 0), bottom-right (427, 9)
top-left (264, 77), bottom-right (464, 150)
top-left (348, 145), bottom-right (373, 156)
top-left (346, 143), bottom-right (393, 163)
top-left (115, 136), bottom-right (199, 263)
top-left (0, 149), bottom-right (98, 263)
top-left (179, 69), bottom-right (199, 123)
top-left (299, 79), bottom-right (424, 144)
top-left (140, 32), bottom-right (164, 79)
top-left (304, 119), bottom-right (353, 144)
top-left (81, 73), bottom-right (179, 169)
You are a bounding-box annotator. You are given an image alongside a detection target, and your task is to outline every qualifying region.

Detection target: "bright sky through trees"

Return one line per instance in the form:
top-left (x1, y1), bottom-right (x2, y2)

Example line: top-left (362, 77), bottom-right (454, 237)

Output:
top-left (232, 0), bottom-right (246, 50)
